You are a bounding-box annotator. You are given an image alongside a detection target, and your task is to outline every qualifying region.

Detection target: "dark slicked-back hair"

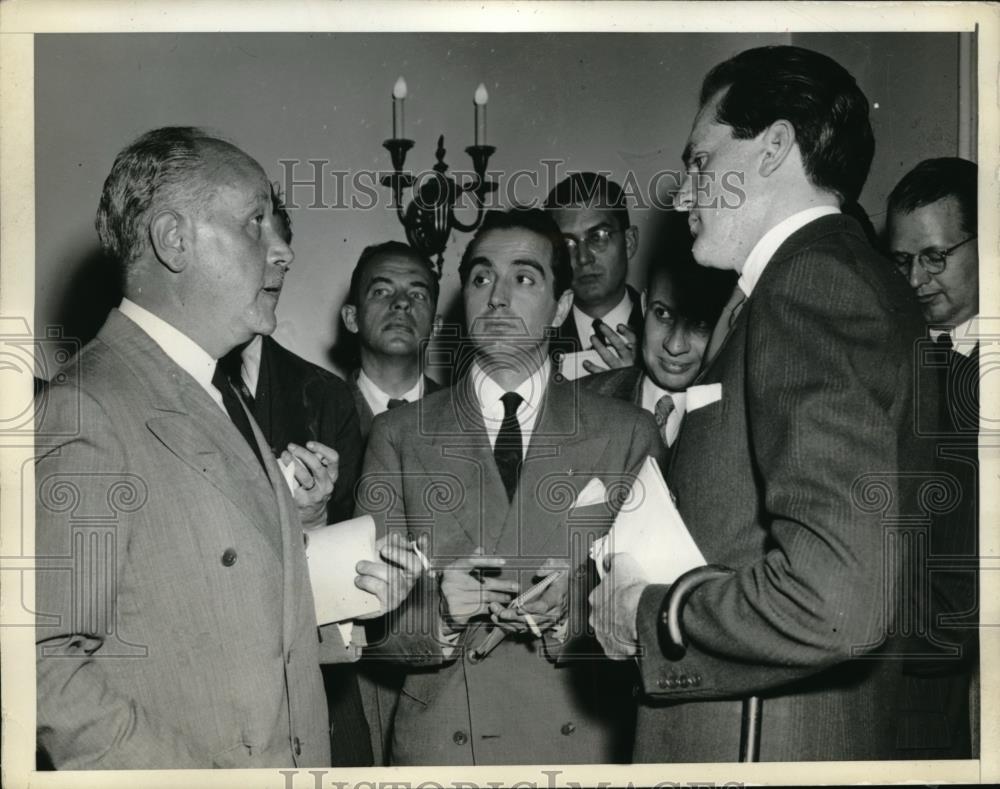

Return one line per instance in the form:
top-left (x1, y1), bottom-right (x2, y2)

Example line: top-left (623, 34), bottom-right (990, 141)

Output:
top-left (96, 126), bottom-right (247, 272)
top-left (345, 241), bottom-right (439, 308)
top-left (700, 45), bottom-right (874, 205)
top-left (459, 208), bottom-right (573, 300)
top-left (887, 157), bottom-right (978, 235)
top-left (543, 172), bottom-right (631, 231)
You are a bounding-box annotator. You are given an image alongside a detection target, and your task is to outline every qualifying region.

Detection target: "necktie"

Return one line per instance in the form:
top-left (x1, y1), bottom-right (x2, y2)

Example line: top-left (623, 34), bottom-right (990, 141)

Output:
top-left (219, 348), bottom-right (255, 406)
top-left (212, 361), bottom-right (266, 471)
top-left (936, 332), bottom-right (954, 351)
top-left (386, 397), bottom-right (409, 410)
top-left (653, 393), bottom-right (675, 445)
top-left (705, 285), bottom-right (747, 364)
top-left (592, 318), bottom-right (605, 341)
top-left (494, 392), bottom-right (524, 502)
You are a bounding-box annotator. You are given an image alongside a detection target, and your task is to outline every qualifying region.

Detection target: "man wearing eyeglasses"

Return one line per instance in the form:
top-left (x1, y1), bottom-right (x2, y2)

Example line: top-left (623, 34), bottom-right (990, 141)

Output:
top-left (544, 172), bottom-right (644, 376)
top-left (887, 156), bottom-right (979, 758)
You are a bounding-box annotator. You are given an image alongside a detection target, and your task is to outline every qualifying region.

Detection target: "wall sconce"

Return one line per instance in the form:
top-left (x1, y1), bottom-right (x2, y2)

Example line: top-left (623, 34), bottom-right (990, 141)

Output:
top-left (380, 77), bottom-right (497, 277)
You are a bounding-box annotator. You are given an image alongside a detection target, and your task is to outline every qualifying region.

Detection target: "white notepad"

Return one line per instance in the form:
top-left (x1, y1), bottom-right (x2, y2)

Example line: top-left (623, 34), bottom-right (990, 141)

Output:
top-left (305, 514), bottom-right (382, 625)
top-left (558, 349), bottom-right (609, 380)
top-left (592, 456), bottom-right (706, 583)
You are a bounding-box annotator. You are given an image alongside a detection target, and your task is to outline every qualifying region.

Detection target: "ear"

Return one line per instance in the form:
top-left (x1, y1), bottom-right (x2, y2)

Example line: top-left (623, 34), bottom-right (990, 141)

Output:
top-left (341, 304), bottom-right (359, 335)
top-left (149, 210), bottom-right (188, 273)
top-left (758, 119), bottom-right (796, 179)
top-left (430, 313), bottom-right (443, 337)
top-left (624, 225), bottom-right (640, 261)
top-left (551, 288), bottom-right (575, 329)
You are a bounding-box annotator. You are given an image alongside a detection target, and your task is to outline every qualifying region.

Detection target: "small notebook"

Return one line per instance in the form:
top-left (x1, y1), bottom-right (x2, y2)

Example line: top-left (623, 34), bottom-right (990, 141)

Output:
top-left (305, 514), bottom-right (382, 625)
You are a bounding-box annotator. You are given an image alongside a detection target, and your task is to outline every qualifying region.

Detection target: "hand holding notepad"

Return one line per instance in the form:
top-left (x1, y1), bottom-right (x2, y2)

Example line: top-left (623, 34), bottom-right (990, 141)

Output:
top-left (305, 516), bottom-right (429, 627)
top-left (590, 456), bottom-right (706, 584)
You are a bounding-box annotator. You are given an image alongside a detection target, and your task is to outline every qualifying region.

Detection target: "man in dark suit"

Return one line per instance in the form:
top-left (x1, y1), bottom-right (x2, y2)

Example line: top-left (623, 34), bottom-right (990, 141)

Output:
top-left (590, 46), bottom-right (927, 761)
top-left (34, 126), bottom-right (422, 769)
top-left (356, 209), bottom-right (663, 764)
top-left (583, 215), bottom-right (734, 450)
top-left (340, 241), bottom-right (442, 440)
top-left (545, 173), bottom-right (644, 375)
top-left (887, 157), bottom-right (979, 757)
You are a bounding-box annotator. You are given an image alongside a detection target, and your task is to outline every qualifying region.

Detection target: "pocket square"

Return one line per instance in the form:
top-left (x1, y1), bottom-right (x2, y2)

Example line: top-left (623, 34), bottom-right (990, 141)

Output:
top-left (572, 477), bottom-right (607, 509)
top-left (686, 383), bottom-right (722, 412)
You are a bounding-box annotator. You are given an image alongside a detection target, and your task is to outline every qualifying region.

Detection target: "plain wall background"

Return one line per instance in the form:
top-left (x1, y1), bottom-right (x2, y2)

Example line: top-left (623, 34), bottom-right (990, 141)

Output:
top-left (34, 32), bottom-right (965, 377)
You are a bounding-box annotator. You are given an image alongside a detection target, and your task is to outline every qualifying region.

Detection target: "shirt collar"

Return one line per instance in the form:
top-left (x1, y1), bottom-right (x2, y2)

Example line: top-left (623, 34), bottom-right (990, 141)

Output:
top-left (118, 297), bottom-right (223, 409)
top-left (471, 357), bottom-right (551, 426)
top-left (572, 287), bottom-right (634, 341)
top-left (357, 368), bottom-right (424, 416)
top-left (640, 375), bottom-right (687, 416)
top-left (929, 314), bottom-right (979, 357)
top-left (739, 206), bottom-right (841, 297)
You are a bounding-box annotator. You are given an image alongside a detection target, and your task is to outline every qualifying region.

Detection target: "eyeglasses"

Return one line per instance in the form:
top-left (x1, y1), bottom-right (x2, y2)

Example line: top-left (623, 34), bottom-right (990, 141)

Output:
top-left (562, 227), bottom-right (622, 256)
top-left (893, 235), bottom-right (977, 276)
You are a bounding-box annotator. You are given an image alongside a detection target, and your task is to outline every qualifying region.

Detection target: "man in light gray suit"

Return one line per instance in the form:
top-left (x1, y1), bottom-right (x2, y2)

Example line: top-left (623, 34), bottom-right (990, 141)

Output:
top-left (356, 209), bottom-right (662, 764)
top-left (34, 126), bottom-right (421, 769)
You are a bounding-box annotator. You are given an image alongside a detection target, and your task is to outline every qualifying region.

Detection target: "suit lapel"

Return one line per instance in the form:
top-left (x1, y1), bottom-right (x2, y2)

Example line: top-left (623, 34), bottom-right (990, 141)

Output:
top-left (349, 369), bottom-right (376, 439)
top-left (101, 310), bottom-right (283, 557)
top-left (498, 380), bottom-right (610, 557)
top-left (414, 375), bottom-right (509, 550)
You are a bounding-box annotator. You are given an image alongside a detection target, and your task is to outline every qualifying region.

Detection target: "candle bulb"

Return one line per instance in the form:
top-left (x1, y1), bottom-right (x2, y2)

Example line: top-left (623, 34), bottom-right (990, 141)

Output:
top-left (392, 76), bottom-right (407, 139)
top-left (474, 83), bottom-right (488, 146)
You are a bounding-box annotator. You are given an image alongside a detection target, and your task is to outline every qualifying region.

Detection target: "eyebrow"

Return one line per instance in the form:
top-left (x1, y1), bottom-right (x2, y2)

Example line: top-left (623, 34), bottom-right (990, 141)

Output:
top-left (681, 142), bottom-right (693, 169)
top-left (469, 257), bottom-right (548, 278)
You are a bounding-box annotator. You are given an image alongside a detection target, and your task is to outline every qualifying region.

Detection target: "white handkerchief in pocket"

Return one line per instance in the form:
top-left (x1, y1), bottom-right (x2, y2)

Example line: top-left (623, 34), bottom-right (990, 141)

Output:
top-left (572, 477), bottom-right (607, 509)
top-left (686, 383), bottom-right (723, 413)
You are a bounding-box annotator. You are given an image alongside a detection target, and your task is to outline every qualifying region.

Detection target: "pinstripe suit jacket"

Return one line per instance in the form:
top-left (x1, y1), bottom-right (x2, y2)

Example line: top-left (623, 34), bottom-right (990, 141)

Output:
top-left (34, 309), bottom-right (345, 769)
top-left (632, 214), bottom-right (930, 761)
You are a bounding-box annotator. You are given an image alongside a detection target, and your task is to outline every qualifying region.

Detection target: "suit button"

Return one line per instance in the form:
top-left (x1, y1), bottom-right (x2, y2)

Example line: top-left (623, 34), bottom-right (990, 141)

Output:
top-left (560, 722), bottom-right (576, 736)
top-left (293, 736), bottom-right (301, 756)
top-left (453, 731), bottom-right (468, 746)
top-left (221, 548), bottom-right (238, 567)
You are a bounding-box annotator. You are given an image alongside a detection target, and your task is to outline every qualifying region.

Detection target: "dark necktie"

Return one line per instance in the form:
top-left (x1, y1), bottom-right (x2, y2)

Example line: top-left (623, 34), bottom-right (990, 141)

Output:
top-left (386, 397), bottom-right (409, 410)
top-left (212, 360), bottom-right (266, 471)
top-left (592, 318), bottom-right (605, 342)
top-left (654, 393), bottom-right (675, 445)
top-left (494, 391), bottom-right (524, 502)
top-left (936, 332), bottom-right (954, 351)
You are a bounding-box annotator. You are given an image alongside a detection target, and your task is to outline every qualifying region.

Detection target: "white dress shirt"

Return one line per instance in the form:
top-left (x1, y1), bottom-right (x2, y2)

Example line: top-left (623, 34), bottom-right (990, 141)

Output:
top-left (930, 315), bottom-right (978, 358)
top-left (357, 369), bottom-right (425, 417)
top-left (470, 358), bottom-right (550, 456)
top-left (572, 288), bottom-right (635, 346)
top-left (640, 376), bottom-right (687, 447)
top-left (739, 205), bottom-right (841, 297)
top-left (118, 298), bottom-right (225, 411)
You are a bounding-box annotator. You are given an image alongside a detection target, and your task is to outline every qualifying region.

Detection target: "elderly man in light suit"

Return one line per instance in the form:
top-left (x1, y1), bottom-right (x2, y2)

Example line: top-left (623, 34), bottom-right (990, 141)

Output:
top-left (34, 126), bottom-right (421, 769)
